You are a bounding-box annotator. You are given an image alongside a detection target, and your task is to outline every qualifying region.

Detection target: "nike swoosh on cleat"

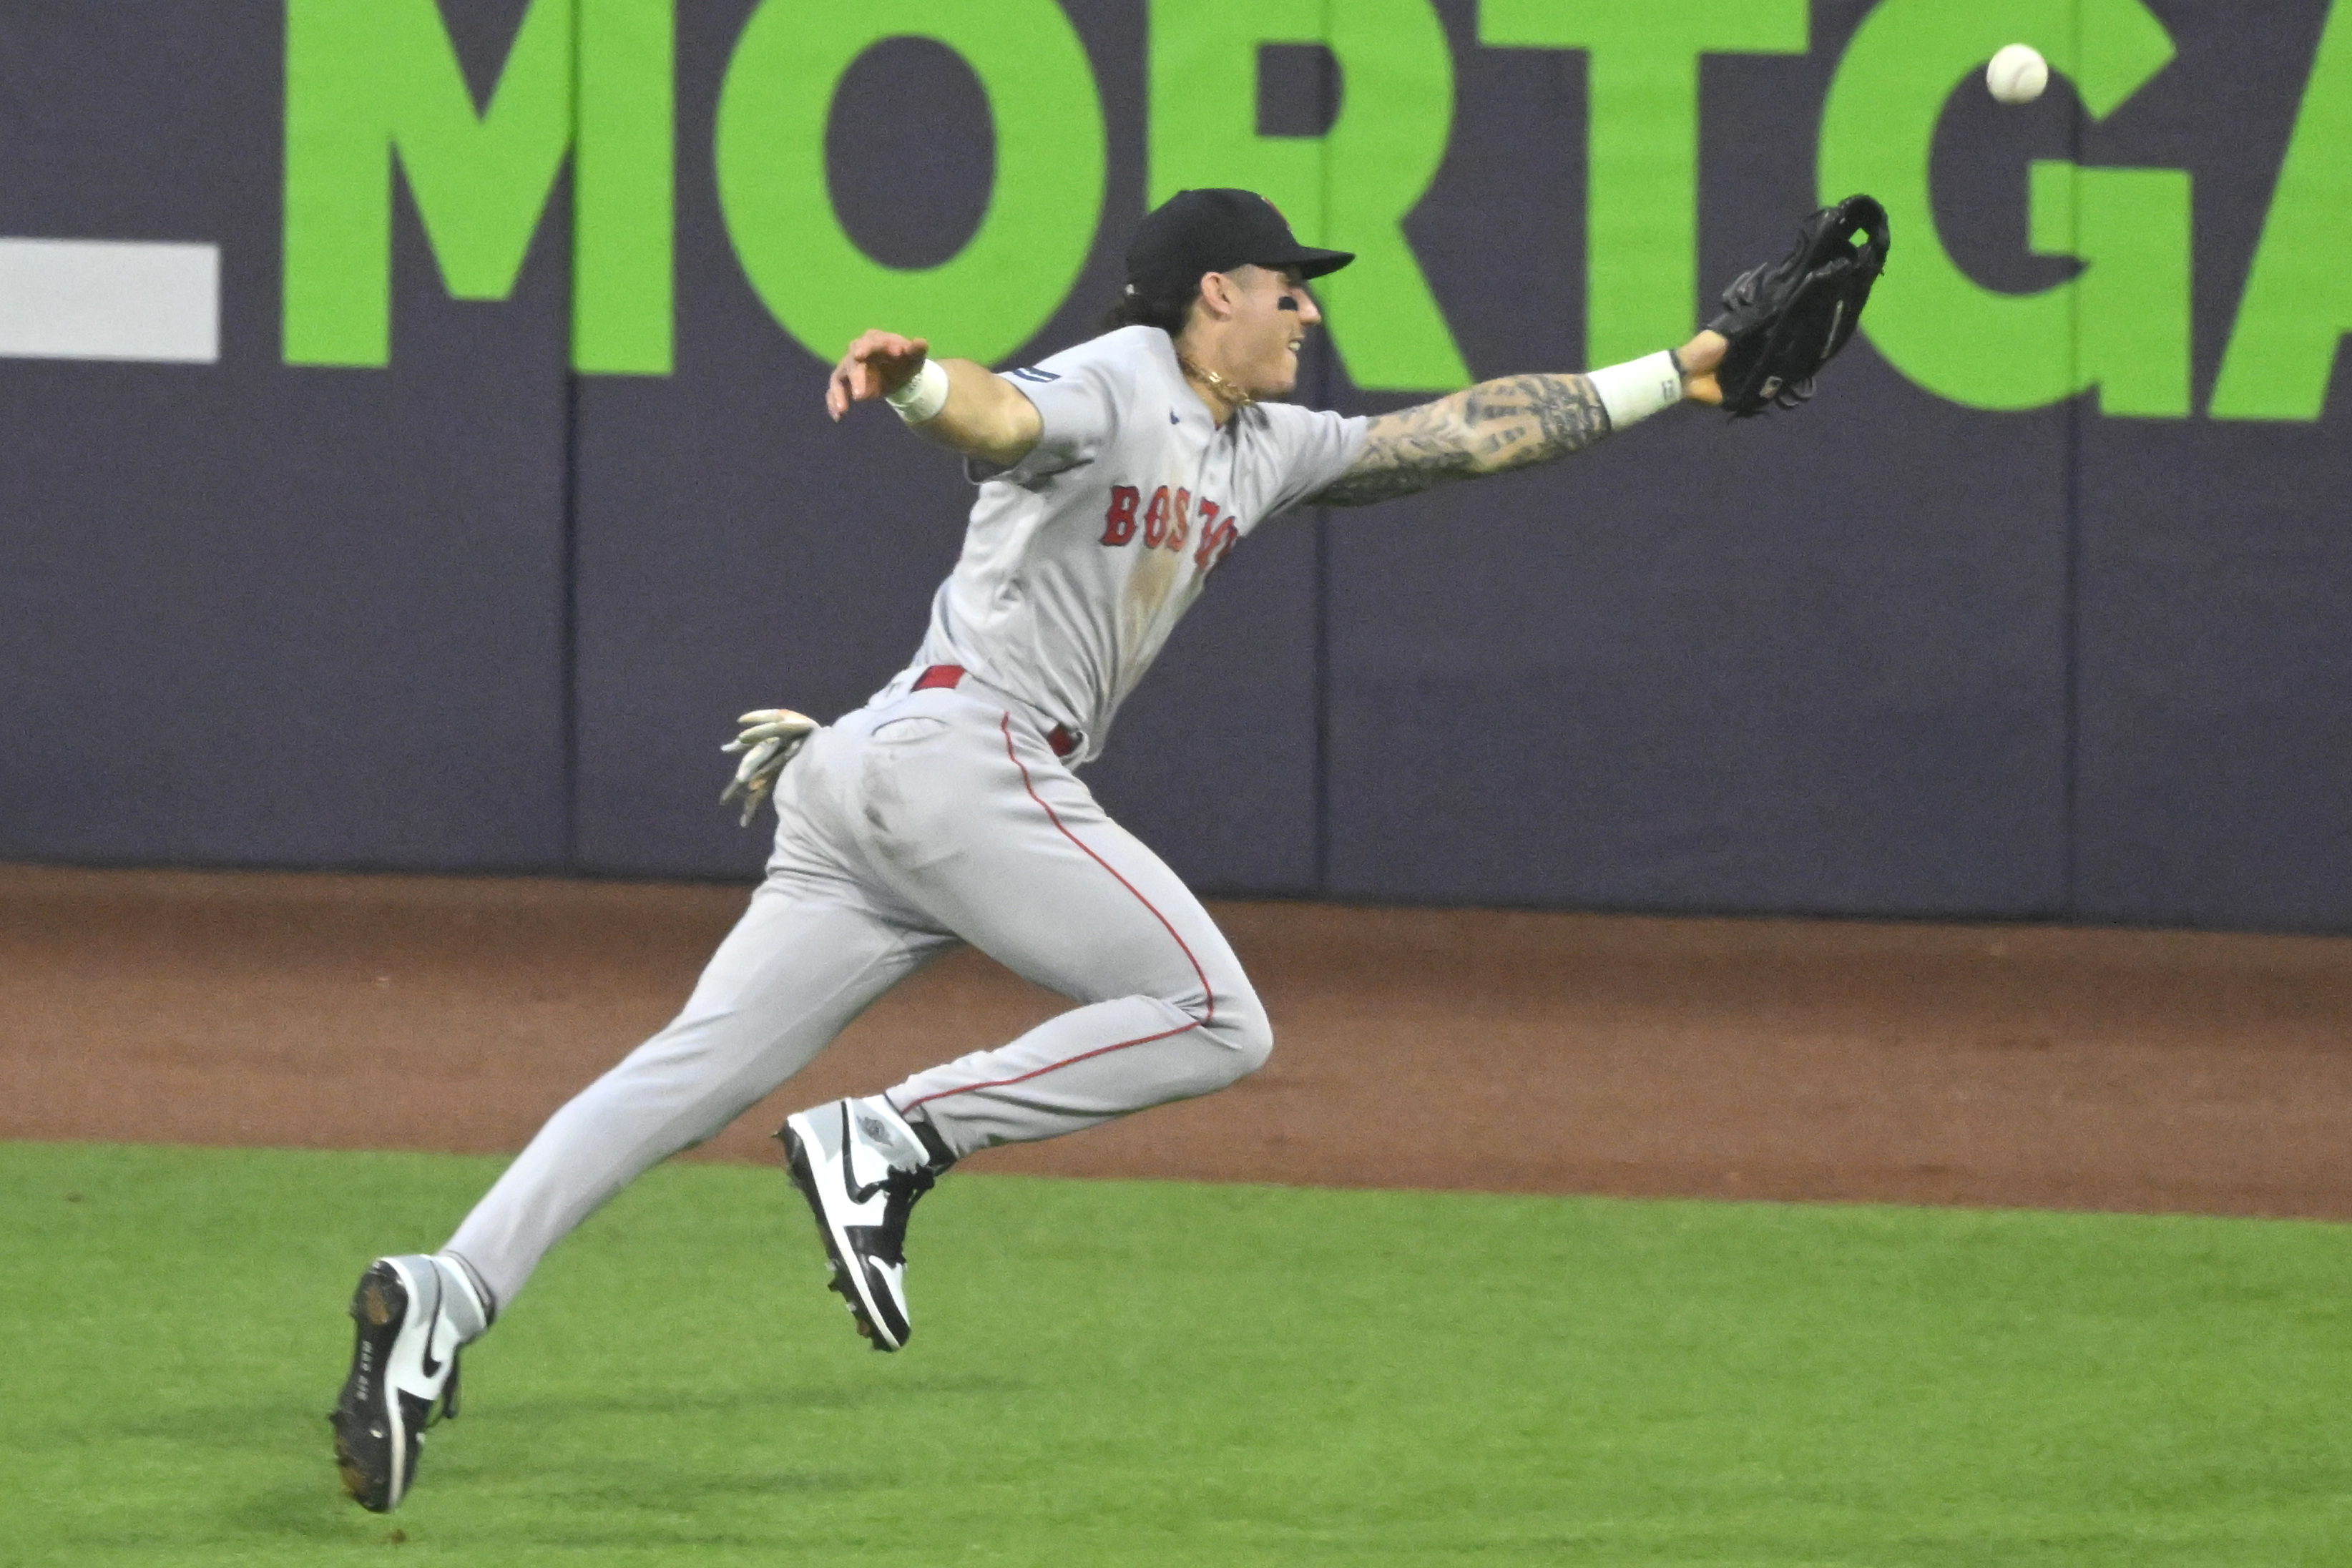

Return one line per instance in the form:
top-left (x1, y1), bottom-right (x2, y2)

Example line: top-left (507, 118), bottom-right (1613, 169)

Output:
top-left (412, 1268), bottom-right (445, 1380)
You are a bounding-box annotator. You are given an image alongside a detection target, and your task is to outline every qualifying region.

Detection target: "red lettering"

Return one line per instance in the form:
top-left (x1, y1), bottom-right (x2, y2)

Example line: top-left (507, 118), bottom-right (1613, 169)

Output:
top-left (1101, 485), bottom-right (1140, 546)
top-left (1208, 520), bottom-right (1240, 572)
top-left (1142, 485), bottom-right (1171, 548)
top-left (1195, 506), bottom-right (1240, 573)
top-left (1192, 501), bottom-right (1222, 567)
top-left (1167, 489), bottom-right (1192, 552)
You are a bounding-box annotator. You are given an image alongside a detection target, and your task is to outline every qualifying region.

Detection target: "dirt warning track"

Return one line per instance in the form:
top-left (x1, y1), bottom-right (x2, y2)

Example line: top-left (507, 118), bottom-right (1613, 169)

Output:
top-left (6, 864), bottom-right (2349, 1220)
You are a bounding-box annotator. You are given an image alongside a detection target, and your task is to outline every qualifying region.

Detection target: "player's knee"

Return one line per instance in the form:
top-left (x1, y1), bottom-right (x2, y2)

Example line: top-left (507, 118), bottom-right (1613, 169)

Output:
top-left (1227, 1014), bottom-right (1274, 1078)
top-left (1201, 984), bottom-right (1273, 1080)
top-left (1155, 951), bottom-right (1269, 1081)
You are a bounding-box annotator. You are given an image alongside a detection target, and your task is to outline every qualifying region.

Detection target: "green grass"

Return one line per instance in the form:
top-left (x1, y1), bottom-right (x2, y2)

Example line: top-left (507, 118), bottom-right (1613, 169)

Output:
top-left (1, 1142), bottom-right (2348, 1566)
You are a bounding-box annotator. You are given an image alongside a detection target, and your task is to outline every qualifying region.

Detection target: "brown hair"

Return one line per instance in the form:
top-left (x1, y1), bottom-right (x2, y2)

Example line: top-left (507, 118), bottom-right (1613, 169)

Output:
top-left (1097, 280), bottom-right (1197, 335)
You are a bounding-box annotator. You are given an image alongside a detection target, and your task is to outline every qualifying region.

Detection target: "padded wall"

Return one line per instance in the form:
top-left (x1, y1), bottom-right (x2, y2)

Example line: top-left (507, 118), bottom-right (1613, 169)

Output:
top-left (0, 2), bottom-right (569, 871)
top-left (5, 0), bottom-right (2348, 931)
top-left (1321, 0), bottom-right (2069, 917)
top-left (2071, 0), bottom-right (2352, 928)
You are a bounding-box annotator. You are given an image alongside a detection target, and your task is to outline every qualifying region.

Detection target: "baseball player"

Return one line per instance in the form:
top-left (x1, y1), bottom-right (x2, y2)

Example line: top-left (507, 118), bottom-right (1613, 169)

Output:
top-left (331, 185), bottom-right (1886, 1512)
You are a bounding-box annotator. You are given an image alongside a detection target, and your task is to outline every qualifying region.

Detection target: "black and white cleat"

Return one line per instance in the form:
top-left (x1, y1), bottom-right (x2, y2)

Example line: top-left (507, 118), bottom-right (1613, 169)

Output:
top-left (328, 1255), bottom-right (471, 1511)
top-left (780, 1097), bottom-right (952, 1352)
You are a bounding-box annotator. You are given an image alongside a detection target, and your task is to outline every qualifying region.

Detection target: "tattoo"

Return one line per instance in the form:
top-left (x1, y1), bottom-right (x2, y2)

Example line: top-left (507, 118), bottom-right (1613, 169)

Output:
top-left (1313, 373), bottom-right (1612, 506)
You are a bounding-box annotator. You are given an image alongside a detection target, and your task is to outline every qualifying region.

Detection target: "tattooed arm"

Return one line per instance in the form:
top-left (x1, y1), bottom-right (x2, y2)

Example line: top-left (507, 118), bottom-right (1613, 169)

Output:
top-left (1314, 330), bottom-right (1727, 507)
top-left (1314, 373), bottom-right (1611, 506)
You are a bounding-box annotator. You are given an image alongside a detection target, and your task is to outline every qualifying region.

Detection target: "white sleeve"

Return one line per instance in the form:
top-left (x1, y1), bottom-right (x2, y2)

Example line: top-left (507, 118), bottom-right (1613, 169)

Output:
top-left (1257, 403), bottom-right (1371, 518)
top-left (966, 355), bottom-right (1120, 489)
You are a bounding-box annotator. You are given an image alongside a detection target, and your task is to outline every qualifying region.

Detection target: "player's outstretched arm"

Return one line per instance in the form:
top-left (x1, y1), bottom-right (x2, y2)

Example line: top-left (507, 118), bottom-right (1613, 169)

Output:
top-left (1315, 330), bottom-right (1725, 507)
top-left (825, 330), bottom-right (1044, 467)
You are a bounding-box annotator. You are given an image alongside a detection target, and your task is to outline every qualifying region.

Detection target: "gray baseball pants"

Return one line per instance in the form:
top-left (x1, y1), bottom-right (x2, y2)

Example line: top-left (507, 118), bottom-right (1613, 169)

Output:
top-left (444, 683), bottom-right (1272, 1310)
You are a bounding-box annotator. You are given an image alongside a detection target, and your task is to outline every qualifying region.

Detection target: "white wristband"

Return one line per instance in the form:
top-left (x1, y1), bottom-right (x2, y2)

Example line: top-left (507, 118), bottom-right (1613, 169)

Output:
top-left (885, 358), bottom-right (951, 424)
top-left (1586, 349), bottom-right (1685, 431)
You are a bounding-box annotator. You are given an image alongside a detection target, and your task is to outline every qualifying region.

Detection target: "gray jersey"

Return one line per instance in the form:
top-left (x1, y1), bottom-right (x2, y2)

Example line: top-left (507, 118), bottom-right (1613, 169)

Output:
top-left (888, 326), bottom-right (1366, 763)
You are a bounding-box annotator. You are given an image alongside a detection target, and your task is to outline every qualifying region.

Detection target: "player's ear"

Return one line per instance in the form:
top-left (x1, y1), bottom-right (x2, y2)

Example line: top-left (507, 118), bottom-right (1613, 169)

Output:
top-left (1196, 270), bottom-right (1237, 321)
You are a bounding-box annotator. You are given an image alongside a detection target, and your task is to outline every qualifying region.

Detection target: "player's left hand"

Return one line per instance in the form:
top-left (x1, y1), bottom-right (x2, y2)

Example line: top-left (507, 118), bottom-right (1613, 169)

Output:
top-left (1706, 194), bottom-right (1890, 416)
top-left (1676, 330), bottom-right (1728, 406)
top-left (720, 708), bottom-right (818, 827)
top-left (827, 331), bottom-right (932, 421)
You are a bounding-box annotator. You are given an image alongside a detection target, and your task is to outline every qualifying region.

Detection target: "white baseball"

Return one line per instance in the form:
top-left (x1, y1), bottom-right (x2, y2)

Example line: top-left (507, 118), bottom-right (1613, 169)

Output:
top-left (1986, 44), bottom-right (2049, 105)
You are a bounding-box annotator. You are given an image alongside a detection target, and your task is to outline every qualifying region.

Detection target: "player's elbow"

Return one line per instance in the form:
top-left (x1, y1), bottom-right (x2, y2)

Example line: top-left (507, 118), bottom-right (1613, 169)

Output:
top-left (974, 395), bottom-right (1045, 467)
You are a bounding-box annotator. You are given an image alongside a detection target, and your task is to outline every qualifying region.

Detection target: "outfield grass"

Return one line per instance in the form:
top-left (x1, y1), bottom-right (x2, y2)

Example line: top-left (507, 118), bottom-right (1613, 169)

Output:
top-left (2, 1142), bottom-right (2347, 1566)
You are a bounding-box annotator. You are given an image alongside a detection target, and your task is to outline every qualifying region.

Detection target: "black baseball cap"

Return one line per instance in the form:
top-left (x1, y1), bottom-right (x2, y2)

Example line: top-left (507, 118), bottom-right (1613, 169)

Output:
top-left (1124, 188), bottom-right (1354, 300)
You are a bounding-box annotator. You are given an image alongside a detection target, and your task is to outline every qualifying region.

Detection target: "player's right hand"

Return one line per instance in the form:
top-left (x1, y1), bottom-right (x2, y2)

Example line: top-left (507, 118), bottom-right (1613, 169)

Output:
top-left (720, 707), bottom-right (818, 826)
top-left (827, 331), bottom-right (931, 421)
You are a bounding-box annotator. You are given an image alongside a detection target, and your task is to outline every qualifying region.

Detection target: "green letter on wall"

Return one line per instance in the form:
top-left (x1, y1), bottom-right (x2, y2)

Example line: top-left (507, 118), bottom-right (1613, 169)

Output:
top-left (1479, 0), bottom-right (1808, 368)
top-left (284, 0), bottom-right (675, 373)
top-left (715, 0), bottom-right (1104, 367)
top-left (2212, 0), bottom-right (2352, 421)
top-left (1817, 0), bottom-right (2190, 416)
top-left (1150, 0), bottom-right (1469, 391)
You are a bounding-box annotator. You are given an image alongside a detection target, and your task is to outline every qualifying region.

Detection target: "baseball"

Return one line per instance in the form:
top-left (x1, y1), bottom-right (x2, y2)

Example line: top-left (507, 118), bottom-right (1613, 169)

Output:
top-left (1986, 44), bottom-right (2049, 105)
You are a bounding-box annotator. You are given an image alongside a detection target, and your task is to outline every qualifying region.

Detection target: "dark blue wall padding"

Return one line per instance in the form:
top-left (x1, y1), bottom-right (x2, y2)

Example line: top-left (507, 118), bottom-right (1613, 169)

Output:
top-left (6, 0), bottom-right (2351, 933)
top-left (1318, 0), bottom-right (2068, 916)
top-left (0, 4), bottom-right (569, 871)
top-left (1323, 378), bottom-right (2072, 917)
top-left (2075, 415), bottom-right (2352, 931)
top-left (2069, 1), bottom-right (2352, 931)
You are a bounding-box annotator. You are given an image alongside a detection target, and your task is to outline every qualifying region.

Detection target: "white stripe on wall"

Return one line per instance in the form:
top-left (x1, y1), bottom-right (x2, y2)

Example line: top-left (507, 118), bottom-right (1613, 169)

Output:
top-left (0, 239), bottom-right (220, 363)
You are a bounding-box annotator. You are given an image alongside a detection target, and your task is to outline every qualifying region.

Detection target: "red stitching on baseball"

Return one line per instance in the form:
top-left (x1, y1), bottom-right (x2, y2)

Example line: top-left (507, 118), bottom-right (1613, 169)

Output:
top-left (901, 1021), bottom-right (1202, 1112)
top-left (997, 713), bottom-right (1217, 1024)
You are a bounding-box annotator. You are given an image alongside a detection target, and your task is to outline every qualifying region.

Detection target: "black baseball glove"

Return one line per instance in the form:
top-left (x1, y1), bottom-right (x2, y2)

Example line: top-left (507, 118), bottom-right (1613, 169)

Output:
top-left (1707, 194), bottom-right (1889, 417)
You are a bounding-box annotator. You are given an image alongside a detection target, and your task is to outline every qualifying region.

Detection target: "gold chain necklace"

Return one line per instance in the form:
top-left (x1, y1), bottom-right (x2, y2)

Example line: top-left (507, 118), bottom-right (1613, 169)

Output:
top-left (1177, 353), bottom-right (1255, 411)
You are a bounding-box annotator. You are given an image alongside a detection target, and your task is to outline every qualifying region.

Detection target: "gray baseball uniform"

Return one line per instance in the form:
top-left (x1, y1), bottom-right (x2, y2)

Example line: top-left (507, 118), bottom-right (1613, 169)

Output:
top-left (445, 327), bottom-right (1366, 1309)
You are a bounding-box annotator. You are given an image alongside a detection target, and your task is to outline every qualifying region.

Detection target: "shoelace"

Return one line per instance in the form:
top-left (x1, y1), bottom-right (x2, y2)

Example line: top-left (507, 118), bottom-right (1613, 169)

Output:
top-left (882, 1162), bottom-right (940, 1208)
top-left (870, 1162), bottom-right (945, 1254)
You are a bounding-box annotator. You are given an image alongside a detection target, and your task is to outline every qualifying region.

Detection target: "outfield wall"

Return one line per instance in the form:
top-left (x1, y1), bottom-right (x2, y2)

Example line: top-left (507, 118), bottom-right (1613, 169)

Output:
top-left (2, 0), bottom-right (2348, 930)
